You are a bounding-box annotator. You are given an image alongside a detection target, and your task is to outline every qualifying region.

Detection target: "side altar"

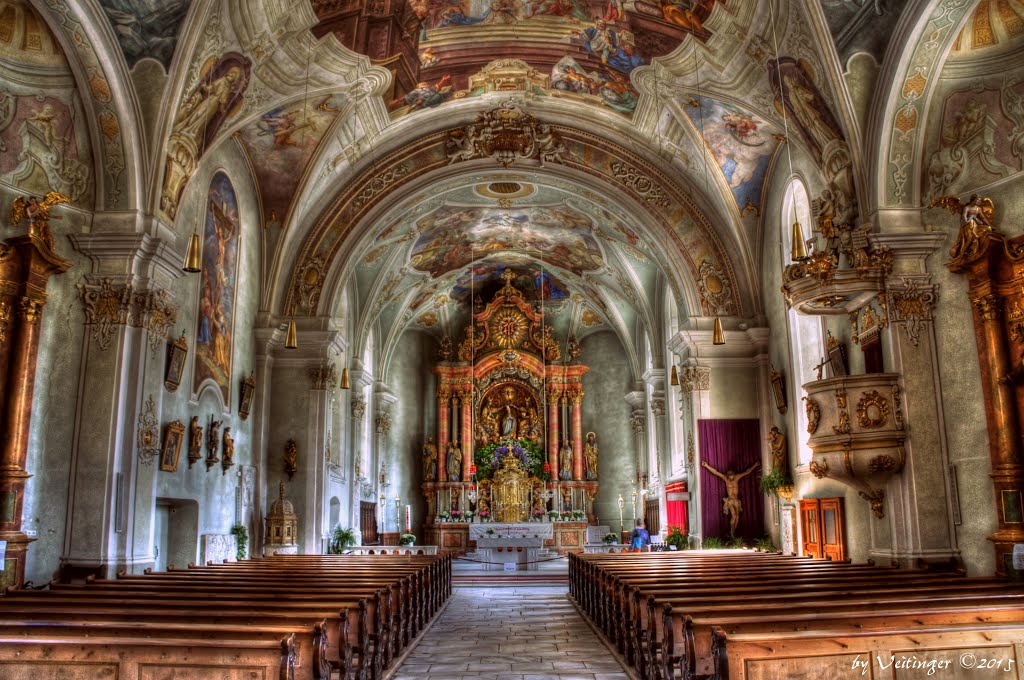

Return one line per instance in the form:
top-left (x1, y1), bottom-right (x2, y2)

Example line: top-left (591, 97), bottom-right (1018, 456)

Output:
top-left (420, 270), bottom-right (600, 556)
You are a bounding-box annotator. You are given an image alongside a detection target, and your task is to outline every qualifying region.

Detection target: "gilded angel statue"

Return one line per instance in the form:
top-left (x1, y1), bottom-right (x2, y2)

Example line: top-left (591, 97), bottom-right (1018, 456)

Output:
top-left (931, 194), bottom-right (996, 264)
top-left (9, 192), bottom-right (70, 251)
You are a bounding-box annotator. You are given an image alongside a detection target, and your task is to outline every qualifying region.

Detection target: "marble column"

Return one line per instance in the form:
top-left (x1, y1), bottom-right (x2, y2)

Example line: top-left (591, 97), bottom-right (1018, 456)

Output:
top-left (547, 388), bottom-right (560, 476)
top-left (0, 233), bottom-right (71, 588)
top-left (437, 387), bottom-right (450, 484)
top-left (374, 388), bottom-right (398, 530)
top-left (571, 390), bottom-right (584, 480)
top-left (461, 391), bottom-right (473, 481)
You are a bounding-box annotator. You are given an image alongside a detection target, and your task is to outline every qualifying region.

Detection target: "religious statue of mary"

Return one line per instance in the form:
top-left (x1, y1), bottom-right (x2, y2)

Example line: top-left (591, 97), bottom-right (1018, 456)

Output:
top-left (501, 403), bottom-right (516, 438)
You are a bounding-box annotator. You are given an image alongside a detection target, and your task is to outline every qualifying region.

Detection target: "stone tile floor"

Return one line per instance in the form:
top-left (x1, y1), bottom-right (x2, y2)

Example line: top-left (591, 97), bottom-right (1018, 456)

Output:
top-left (391, 585), bottom-right (631, 680)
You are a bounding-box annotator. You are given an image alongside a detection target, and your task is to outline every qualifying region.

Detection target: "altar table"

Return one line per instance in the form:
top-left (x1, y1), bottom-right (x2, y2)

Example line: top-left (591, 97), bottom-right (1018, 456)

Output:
top-left (475, 536), bottom-right (545, 571)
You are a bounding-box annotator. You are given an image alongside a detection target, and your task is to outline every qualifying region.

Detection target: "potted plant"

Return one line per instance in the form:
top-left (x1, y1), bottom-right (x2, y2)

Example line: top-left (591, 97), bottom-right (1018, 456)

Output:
top-left (548, 511), bottom-right (558, 521)
top-left (702, 536), bottom-right (724, 549)
top-left (230, 524), bottom-right (248, 561)
top-left (759, 466), bottom-right (790, 496)
top-left (665, 525), bottom-right (687, 551)
top-left (486, 527), bottom-right (495, 536)
top-left (532, 508), bottom-right (545, 521)
top-left (603, 533), bottom-right (618, 545)
top-left (451, 509), bottom-right (463, 522)
top-left (399, 532), bottom-right (416, 546)
top-left (438, 511), bottom-right (450, 523)
top-left (328, 526), bottom-right (357, 554)
top-left (572, 510), bottom-right (585, 521)
top-left (478, 509), bottom-right (489, 521)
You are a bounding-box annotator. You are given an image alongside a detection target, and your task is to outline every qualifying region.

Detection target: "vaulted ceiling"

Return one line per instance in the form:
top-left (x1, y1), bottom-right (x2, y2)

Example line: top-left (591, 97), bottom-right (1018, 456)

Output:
top-left (3, 0), bottom-right (977, 377)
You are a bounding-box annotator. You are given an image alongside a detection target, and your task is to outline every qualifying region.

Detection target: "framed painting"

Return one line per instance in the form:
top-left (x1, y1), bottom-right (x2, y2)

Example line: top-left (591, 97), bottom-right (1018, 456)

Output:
top-left (164, 332), bottom-right (188, 392)
top-left (160, 420), bottom-right (185, 472)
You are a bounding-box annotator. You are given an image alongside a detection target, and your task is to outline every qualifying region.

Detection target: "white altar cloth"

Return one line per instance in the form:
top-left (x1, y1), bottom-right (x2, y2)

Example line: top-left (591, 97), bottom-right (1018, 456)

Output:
top-left (474, 536), bottom-right (545, 571)
top-left (468, 523), bottom-right (553, 539)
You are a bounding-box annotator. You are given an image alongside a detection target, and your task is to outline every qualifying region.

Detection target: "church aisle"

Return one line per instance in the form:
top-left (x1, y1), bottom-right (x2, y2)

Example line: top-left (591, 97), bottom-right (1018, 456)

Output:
top-left (392, 586), bottom-right (631, 680)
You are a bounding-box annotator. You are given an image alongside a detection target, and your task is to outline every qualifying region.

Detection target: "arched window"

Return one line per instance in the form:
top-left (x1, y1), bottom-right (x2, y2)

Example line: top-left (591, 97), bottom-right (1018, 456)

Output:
top-left (781, 179), bottom-right (825, 465)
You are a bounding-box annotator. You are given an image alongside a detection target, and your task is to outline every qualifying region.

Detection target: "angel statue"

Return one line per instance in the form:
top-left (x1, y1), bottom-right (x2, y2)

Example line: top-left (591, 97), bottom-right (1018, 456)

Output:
top-left (931, 194), bottom-right (996, 265)
top-left (9, 192), bottom-right (70, 252)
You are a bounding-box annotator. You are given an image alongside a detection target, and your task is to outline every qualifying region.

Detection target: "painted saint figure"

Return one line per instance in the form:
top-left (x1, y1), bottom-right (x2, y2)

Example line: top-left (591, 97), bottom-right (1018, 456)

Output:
top-left (701, 460), bottom-right (759, 536)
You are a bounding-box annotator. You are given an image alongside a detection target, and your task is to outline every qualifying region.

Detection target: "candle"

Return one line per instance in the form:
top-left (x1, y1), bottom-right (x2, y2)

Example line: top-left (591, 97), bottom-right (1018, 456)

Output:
top-left (405, 505), bottom-right (411, 532)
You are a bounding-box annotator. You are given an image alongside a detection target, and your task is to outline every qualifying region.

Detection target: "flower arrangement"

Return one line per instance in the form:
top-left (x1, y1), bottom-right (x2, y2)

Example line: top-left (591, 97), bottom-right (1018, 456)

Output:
top-left (603, 533), bottom-right (619, 545)
top-left (438, 511), bottom-right (451, 522)
top-left (478, 509), bottom-right (490, 520)
top-left (571, 510), bottom-right (585, 521)
top-left (548, 511), bottom-right (558, 521)
top-left (532, 508), bottom-right (545, 520)
top-left (399, 532), bottom-right (416, 546)
top-left (474, 438), bottom-right (545, 479)
top-left (451, 509), bottom-right (462, 521)
top-left (486, 527), bottom-right (495, 535)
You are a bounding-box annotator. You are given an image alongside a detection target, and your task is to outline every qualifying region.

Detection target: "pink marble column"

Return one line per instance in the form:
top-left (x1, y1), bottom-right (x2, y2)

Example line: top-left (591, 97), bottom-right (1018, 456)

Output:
top-left (461, 393), bottom-right (473, 481)
top-left (437, 389), bottom-right (450, 483)
top-left (548, 391), bottom-right (560, 477)
top-left (571, 392), bottom-right (584, 481)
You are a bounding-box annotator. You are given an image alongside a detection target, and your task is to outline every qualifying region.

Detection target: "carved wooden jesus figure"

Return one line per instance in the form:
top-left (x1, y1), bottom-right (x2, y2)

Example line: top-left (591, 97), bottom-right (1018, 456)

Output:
top-left (701, 460), bottom-right (759, 536)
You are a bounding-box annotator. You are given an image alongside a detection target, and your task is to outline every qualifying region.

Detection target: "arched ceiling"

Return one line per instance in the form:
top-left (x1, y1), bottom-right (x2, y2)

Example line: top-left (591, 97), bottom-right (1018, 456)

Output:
top-left (17, 0), bottom-right (884, 375)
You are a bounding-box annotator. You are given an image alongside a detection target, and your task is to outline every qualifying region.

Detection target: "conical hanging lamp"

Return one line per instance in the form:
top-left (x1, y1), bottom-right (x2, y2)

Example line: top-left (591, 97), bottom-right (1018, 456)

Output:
top-left (712, 315), bottom-right (725, 346)
top-left (340, 367), bottom-right (350, 390)
top-left (790, 221), bottom-right (807, 261)
top-left (182, 222), bottom-right (202, 273)
top-left (670, 364), bottom-right (679, 386)
top-left (285, 319), bottom-right (298, 349)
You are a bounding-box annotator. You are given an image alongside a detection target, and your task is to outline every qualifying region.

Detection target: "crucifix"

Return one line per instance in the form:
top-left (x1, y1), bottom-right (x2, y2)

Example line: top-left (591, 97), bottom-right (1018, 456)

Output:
top-left (813, 357), bottom-right (831, 380)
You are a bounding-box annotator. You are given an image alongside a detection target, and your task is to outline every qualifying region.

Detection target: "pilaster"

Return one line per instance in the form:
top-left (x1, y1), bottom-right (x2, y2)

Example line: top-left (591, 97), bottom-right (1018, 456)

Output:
top-left (871, 232), bottom-right (959, 568)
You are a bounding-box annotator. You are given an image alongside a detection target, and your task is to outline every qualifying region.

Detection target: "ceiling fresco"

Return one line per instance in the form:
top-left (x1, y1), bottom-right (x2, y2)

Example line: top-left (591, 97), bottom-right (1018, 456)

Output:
top-left (681, 96), bottom-right (780, 215)
top-left (313, 0), bottom-right (725, 118)
top-left (409, 203), bottom-right (604, 277)
top-left (98, 0), bottom-right (191, 70)
top-left (238, 93), bottom-right (348, 226)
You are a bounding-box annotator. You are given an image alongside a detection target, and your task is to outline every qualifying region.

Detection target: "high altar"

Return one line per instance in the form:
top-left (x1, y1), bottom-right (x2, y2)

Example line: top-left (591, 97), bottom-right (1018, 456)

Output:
top-left (421, 270), bottom-right (599, 555)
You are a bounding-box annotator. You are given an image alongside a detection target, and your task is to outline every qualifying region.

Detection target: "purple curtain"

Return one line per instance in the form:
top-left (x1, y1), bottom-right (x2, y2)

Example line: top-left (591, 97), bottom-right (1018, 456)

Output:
top-left (698, 419), bottom-right (763, 540)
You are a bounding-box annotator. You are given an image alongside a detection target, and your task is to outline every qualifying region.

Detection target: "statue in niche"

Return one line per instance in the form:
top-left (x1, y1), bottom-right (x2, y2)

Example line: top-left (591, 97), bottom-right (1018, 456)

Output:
top-left (533, 478), bottom-right (546, 514)
top-left (501, 402), bottom-right (517, 438)
top-left (423, 436), bottom-right (438, 482)
top-left (447, 442), bottom-right (462, 481)
top-left (701, 460), bottom-right (760, 536)
top-left (207, 418), bottom-right (222, 463)
top-left (559, 440), bottom-right (573, 480)
top-left (584, 432), bottom-right (598, 480)
top-left (478, 480), bottom-right (491, 516)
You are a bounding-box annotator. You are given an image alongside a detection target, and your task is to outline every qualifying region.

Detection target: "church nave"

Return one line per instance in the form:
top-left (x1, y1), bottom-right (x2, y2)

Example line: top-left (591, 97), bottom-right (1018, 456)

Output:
top-left (393, 585), bottom-right (629, 680)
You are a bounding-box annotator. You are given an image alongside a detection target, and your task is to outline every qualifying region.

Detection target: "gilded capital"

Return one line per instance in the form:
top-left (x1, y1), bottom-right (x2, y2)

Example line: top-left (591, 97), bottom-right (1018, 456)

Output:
top-left (973, 293), bottom-right (1001, 322)
top-left (16, 296), bottom-right (44, 324)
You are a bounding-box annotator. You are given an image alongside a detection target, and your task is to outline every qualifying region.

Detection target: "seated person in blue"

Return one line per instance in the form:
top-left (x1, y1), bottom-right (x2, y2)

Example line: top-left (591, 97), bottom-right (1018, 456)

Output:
top-left (629, 519), bottom-right (650, 551)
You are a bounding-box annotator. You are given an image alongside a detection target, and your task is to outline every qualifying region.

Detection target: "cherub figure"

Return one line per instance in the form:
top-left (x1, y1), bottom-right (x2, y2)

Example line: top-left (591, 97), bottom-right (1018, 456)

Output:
top-left (9, 192), bottom-right (70, 251)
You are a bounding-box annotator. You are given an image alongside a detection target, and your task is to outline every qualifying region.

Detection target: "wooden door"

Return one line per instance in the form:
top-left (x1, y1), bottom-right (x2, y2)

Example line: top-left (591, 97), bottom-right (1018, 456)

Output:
top-left (820, 497), bottom-right (846, 561)
top-left (360, 501), bottom-right (378, 545)
top-left (799, 499), bottom-right (821, 559)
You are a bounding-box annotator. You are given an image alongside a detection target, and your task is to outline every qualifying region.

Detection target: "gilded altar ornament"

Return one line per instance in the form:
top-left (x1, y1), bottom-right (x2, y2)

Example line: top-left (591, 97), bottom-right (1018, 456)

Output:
top-left (808, 458), bottom-right (829, 479)
top-left (444, 99), bottom-right (567, 168)
top-left (283, 438), bottom-right (298, 480)
top-left (856, 390), bottom-right (890, 429)
top-left (931, 194), bottom-right (996, 267)
top-left (188, 416), bottom-right (203, 468)
top-left (803, 396), bottom-right (821, 435)
top-left (858, 488), bottom-right (886, 519)
top-left (9, 192), bottom-right (70, 252)
top-left (438, 335), bottom-right (453, 361)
